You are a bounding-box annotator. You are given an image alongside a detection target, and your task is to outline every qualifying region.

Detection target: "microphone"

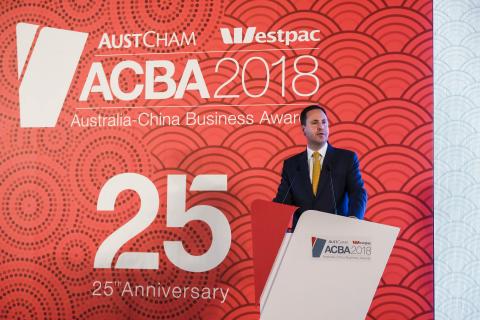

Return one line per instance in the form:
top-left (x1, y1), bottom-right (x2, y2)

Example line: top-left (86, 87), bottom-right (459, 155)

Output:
top-left (325, 165), bottom-right (338, 215)
top-left (281, 165), bottom-right (300, 204)
top-left (281, 165), bottom-right (300, 233)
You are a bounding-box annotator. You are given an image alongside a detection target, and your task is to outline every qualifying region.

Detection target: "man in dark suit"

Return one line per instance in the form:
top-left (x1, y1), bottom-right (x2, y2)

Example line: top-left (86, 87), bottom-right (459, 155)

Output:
top-left (274, 105), bottom-right (367, 229)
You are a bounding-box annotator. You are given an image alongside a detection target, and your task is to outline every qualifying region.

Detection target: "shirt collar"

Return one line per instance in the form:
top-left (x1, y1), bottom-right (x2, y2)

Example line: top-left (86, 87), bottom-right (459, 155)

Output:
top-left (307, 143), bottom-right (328, 159)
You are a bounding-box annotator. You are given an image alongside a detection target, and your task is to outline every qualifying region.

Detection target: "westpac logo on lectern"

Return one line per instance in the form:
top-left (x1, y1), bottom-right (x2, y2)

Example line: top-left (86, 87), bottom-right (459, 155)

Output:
top-left (16, 23), bottom-right (88, 128)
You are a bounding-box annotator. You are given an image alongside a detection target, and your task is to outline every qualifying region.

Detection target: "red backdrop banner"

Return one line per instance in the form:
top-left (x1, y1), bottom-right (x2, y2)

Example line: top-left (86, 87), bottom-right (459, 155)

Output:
top-left (0, 1), bottom-right (433, 319)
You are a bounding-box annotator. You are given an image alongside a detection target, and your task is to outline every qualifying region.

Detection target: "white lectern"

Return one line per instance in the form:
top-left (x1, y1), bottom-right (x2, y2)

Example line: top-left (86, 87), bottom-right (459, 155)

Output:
top-left (257, 209), bottom-right (399, 320)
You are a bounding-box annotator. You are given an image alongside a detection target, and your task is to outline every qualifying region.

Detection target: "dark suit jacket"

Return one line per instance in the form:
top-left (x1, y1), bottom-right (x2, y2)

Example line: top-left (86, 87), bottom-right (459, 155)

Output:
top-left (274, 144), bottom-right (367, 229)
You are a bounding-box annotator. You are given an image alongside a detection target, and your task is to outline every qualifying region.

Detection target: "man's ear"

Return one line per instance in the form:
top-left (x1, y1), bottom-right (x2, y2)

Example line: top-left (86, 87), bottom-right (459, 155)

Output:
top-left (302, 125), bottom-right (306, 136)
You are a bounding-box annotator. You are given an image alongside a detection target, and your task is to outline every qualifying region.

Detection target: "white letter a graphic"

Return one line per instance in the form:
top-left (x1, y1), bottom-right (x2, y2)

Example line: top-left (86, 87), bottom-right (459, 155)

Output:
top-left (16, 23), bottom-right (88, 128)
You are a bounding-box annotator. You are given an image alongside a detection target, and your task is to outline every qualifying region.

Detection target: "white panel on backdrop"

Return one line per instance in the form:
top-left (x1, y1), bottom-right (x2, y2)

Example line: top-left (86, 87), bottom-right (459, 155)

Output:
top-left (434, 1), bottom-right (480, 319)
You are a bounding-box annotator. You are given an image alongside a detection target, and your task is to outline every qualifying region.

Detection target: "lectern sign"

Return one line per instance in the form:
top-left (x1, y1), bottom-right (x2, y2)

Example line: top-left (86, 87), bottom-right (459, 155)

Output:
top-left (312, 237), bottom-right (372, 260)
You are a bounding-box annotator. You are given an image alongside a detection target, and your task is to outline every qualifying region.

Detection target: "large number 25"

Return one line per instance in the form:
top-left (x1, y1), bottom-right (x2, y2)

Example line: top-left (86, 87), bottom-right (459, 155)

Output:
top-left (93, 173), bottom-right (231, 272)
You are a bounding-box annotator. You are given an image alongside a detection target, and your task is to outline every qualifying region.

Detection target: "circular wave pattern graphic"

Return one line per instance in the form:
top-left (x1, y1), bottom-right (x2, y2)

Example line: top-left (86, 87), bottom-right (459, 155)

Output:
top-left (0, 0), bottom-right (433, 319)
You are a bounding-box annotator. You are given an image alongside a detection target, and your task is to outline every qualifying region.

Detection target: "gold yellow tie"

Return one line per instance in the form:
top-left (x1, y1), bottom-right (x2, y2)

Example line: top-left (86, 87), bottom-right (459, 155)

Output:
top-left (312, 152), bottom-right (322, 196)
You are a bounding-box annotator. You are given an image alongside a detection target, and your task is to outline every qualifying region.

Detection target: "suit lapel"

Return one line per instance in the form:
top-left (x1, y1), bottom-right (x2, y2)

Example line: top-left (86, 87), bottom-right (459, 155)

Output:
top-left (296, 150), bottom-right (314, 199)
top-left (315, 144), bottom-right (334, 200)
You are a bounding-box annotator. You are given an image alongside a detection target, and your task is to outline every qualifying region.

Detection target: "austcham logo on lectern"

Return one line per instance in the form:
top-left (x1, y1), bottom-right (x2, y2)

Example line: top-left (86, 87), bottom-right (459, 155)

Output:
top-left (16, 23), bottom-right (88, 128)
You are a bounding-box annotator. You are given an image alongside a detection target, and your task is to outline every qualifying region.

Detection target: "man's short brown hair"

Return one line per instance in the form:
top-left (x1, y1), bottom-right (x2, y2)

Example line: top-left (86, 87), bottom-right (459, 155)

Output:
top-left (300, 105), bottom-right (328, 126)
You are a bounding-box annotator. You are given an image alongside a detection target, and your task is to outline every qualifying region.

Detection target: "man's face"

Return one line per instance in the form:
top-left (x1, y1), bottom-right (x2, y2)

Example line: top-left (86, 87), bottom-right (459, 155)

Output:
top-left (302, 109), bottom-right (329, 148)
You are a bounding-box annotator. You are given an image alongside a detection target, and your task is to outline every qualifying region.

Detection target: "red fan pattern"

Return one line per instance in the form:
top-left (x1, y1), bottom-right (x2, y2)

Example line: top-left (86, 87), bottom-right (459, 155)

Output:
top-left (0, 0), bottom-right (432, 319)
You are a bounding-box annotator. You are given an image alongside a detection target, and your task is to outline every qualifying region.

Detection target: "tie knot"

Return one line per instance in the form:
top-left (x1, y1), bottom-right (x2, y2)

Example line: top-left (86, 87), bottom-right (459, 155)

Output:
top-left (313, 151), bottom-right (321, 160)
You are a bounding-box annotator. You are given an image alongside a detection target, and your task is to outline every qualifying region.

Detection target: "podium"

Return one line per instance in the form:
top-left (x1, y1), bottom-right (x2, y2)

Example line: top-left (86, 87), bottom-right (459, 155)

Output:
top-left (251, 200), bottom-right (399, 320)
